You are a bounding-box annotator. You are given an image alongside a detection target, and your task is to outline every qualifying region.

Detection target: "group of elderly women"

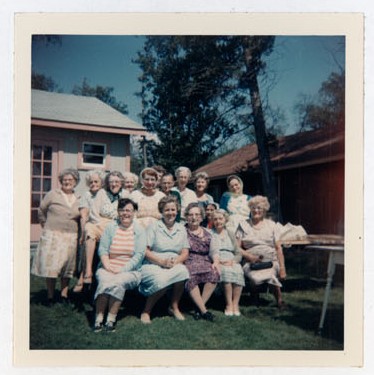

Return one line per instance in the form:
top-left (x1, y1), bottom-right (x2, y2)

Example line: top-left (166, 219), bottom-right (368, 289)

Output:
top-left (31, 165), bottom-right (287, 332)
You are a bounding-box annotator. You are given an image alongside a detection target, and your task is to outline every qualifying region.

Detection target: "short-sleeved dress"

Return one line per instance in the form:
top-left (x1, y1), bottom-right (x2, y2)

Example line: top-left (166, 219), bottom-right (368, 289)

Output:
top-left (31, 189), bottom-right (80, 279)
top-left (185, 227), bottom-right (220, 291)
top-left (139, 220), bottom-right (190, 296)
top-left (211, 229), bottom-right (245, 287)
top-left (129, 189), bottom-right (165, 228)
top-left (236, 219), bottom-right (282, 287)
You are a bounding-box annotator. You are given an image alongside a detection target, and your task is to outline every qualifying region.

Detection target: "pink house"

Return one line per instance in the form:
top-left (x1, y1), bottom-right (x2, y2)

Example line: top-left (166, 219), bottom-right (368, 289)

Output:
top-left (31, 89), bottom-right (146, 242)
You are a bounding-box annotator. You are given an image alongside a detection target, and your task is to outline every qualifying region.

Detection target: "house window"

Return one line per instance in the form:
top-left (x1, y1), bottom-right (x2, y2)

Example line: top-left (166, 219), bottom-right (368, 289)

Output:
top-left (82, 142), bottom-right (106, 166)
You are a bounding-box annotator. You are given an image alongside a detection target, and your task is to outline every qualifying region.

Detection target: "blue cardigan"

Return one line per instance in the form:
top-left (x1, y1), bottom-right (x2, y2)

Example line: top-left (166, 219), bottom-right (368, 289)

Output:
top-left (97, 219), bottom-right (146, 272)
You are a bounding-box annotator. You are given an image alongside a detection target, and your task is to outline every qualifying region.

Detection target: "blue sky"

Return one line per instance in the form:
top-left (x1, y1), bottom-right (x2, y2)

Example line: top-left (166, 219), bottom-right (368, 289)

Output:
top-left (32, 35), bottom-right (345, 135)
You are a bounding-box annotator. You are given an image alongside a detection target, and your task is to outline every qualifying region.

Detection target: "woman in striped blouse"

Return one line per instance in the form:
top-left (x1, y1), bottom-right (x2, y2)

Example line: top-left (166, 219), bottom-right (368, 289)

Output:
top-left (93, 198), bottom-right (146, 332)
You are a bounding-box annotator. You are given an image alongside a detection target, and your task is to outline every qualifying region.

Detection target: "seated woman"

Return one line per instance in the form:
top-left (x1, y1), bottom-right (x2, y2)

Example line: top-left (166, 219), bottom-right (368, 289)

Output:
top-left (74, 169), bottom-right (112, 292)
top-left (93, 198), bottom-right (146, 332)
top-left (129, 167), bottom-right (165, 228)
top-left (211, 209), bottom-right (245, 316)
top-left (139, 196), bottom-right (190, 324)
top-left (193, 171), bottom-right (214, 208)
top-left (219, 175), bottom-right (251, 233)
top-left (235, 195), bottom-right (287, 308)
top-left (185, 203), bottom-right (220, 321)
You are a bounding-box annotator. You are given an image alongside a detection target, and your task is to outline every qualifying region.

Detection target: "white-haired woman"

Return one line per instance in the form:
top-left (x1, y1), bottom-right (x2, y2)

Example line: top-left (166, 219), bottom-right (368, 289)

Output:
top-left (211, 209), bottom-right (245, 316)
top-left (193, 171), bottom-right (214, 209)
top-left (73, 169), bottom-right (112, 292)
top-left (123, 172), bottom-right (139, 193)
top-left (236, 195), bottom-right (286, 308)
top-left (172, 166), bottom-right (197, 221)
top-left (31, 168), bottom-right (81, 305)
top-left (129, 167), bottom-right (165, 228)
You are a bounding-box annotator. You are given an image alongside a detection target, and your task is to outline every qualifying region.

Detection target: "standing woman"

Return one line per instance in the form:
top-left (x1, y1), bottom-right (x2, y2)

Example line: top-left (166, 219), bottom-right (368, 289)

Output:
top-left (193, 171), bottom-right (214, 208)
top-left (211, 209), bottom-right (245, 316)
top-left (139, 196), bottom-right (190, 324)
top-left (160, 173), bottom-right (182, 222)
top-left (123, 172), bottom-right (139, 194)
top-left (202, 202), bottom-right (218, 230)
top-left (185, 203), bottom-right (220, 321)
top-left (219, 175), bottom-right (251, 232)
top-left (31, 168), bottom-right (81, 305)
top-left (129, 167), bottom-right (165, 228)
top-left (100, 170), bottom-right (130, 219)
top-left (94, 198), bottom-right (146, 332)
top-left (172, 166), bottom-right (197, 221)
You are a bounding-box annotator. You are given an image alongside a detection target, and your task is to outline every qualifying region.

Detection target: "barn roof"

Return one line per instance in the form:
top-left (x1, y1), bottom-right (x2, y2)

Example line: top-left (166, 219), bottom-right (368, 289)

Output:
top-left (31, 89), bottom-right (145, 132)
top-left (195, 126), bottom-right (344, 180)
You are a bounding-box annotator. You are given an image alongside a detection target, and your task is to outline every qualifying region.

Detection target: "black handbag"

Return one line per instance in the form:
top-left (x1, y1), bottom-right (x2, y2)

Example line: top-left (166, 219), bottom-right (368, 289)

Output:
top-left (250, 261), bottom-right (273, 271)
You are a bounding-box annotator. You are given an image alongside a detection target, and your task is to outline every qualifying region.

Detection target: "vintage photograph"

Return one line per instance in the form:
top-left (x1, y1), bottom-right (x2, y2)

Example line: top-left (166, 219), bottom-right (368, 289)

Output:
top-left (13, 13), bottom-right (363, 367)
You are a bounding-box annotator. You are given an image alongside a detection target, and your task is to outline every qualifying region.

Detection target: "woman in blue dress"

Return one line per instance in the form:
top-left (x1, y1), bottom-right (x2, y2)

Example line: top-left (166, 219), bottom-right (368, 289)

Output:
top-left (211, 209), bottom-right (245, 317)
top-left (139, 195), bottom-right (190, 323)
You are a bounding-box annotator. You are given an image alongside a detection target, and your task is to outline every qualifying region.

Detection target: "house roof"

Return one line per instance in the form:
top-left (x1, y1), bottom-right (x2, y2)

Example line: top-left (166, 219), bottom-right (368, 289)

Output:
top-left (195, 126), bottom-right (345, 180)
top-left (31, 89), bottom-right (145, 133)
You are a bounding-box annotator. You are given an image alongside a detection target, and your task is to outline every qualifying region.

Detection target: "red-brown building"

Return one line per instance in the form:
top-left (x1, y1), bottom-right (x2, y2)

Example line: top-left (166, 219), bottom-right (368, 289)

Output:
top-left (195, 126), bottom-right (344, 235)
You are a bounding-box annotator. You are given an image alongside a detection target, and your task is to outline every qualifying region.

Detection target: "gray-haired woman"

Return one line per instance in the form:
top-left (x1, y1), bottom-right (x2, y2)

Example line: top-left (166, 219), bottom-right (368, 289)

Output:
top-left (31, 168), bottom-right (81, 305)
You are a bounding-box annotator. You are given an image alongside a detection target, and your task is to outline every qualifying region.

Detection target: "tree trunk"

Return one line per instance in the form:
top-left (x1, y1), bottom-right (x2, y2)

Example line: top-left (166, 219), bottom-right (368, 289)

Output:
top-left (247, 75), bottom-right (282, 221)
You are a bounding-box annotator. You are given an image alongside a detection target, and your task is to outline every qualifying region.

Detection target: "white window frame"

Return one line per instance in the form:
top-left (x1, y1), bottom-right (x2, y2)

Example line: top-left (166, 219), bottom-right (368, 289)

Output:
top-left (81, 141), bottom-right (107, 167)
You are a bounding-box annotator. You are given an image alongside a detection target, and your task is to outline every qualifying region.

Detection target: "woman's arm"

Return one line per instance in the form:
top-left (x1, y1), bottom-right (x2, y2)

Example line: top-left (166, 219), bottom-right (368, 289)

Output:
top-left (173, 248), bottom-right (189, 265)
top-left (79, 207), bottom-right (89, 244)
top-left (144, 247), bottom-right (170, 268)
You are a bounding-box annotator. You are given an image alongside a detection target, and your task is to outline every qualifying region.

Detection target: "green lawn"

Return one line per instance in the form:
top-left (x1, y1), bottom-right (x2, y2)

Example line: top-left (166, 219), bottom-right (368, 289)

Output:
top-left (30, 256), bottom-right (344, 350)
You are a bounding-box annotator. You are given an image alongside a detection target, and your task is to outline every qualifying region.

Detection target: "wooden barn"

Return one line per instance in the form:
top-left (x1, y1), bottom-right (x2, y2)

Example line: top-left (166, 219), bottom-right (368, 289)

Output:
top-left (30, 89), bottom-right (146, 242)
top-left (194, 126), bottom-right (345, 235)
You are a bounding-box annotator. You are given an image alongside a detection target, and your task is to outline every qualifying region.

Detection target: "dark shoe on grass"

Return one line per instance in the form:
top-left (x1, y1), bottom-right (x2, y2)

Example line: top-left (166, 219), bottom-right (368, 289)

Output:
top-left (93, 322), bottom-right (103, 333)
top-left (193, 310), bottom-right (202, 320)
top-left (105, 321), bottom-right (116, 333)
top-left (201, 311), bottom-right (215, 322)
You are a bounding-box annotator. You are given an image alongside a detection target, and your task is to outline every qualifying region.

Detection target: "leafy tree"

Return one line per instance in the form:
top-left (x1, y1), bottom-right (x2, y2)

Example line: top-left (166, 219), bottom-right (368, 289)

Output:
top-left (136, 35), bottom-right (282, 219)
top-left (31, 71), bottom-right (60, 92)
top-left (72, 78), bottom-right (128, 115)
top-left (294, 71), bottom-right (345, 131)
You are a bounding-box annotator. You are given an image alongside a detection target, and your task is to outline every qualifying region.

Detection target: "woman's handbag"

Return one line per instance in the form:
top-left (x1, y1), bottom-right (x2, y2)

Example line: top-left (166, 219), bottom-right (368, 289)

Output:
top-left (250, 261), bottom-right (273, 271)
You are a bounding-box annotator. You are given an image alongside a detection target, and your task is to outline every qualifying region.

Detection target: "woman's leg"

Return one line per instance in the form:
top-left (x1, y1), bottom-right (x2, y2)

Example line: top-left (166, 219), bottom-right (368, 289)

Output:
top-left (201, 282), bottom-right (217, 305)
top-left (95, 294), bottom-right (109, 324)
top-left (232, 284), bottom-right (243, 313)
top-left (141, 289), bottom-right (167, 323)
top-left (60, 277), bottom-right (70, 298)
top-left (169, 281), bottom-right (185, 320)
top-left (107, 296), bottom-right (122, 323)
top-left (46, 278), bottom-right (56, 300)
top-left (84, 238), bottom-right (96, 282)
top-left (271, 285), bottom-right (283, 307)
top-left (189, 286), bottom-right (208, 314)
top-left (223, 283), bottom-right (233, 312)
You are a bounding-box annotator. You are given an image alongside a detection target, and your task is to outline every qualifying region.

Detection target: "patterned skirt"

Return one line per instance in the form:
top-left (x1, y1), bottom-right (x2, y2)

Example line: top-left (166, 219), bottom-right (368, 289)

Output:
top-left (31, 229), bottom-right (78, 278)
top-left (219, 251), bottom-right (245, 286)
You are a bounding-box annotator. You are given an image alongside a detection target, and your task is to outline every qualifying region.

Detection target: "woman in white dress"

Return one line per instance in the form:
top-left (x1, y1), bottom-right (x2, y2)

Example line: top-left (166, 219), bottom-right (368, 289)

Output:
top-left (236, 195), bottom-right (287, 308)
top-left (129, 167), bottom-right (165, 228)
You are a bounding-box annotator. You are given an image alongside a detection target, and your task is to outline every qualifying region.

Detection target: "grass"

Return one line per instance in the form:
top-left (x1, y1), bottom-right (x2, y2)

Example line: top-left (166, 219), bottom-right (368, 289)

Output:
top-left (30, 255), bottom-right (344, 351)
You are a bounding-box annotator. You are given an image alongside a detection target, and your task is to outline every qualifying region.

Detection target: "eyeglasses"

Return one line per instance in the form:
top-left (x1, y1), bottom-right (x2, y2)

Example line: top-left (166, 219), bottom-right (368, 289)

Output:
top-left (251, 206), bottom-right (264, 211)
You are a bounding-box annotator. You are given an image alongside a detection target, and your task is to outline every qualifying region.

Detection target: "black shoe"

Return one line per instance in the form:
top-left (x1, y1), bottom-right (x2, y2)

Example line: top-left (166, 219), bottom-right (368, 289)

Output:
top-left (193, 311), bottom-right (202, 320)
top-left (105, 321), bottom-right (116, 333)
top-left (93, 322), bottom-right (103, 333)
top-left (201, 311), bottom-right (215, 322)
top-left (60, 296), bottom-right (70, 305)
top-left (43, 298), bottom-right (54, 307)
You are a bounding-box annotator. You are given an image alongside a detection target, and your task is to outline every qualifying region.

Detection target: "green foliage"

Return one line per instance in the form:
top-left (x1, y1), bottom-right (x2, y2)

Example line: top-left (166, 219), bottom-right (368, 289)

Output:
top-left (31, 72), bottom-right (60, 92)
top-left (72, 77), bottom-right (129, 115)
top-left (135, 36), bottom-right (276, 171)
top-left (294, 71), bottom-right (345, 130)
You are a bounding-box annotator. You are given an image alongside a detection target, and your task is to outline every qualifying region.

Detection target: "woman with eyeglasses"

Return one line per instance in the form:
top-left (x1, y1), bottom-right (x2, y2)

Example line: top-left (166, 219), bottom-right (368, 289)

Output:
top-left (93, 198), bottom-right (146, 332)
top-left (31, 168), bottom-right (81, 305)
top-left (236, 195), bottom-right (287, 309)
top-left (184, 203), bottom-right (220, 321)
